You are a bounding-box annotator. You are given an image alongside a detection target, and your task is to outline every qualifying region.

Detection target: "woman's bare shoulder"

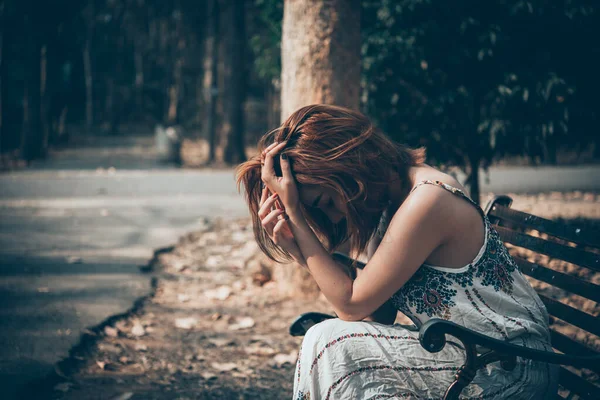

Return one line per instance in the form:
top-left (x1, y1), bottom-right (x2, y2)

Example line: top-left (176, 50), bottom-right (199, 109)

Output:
top-left (412, 166), bottom-right (469, 195)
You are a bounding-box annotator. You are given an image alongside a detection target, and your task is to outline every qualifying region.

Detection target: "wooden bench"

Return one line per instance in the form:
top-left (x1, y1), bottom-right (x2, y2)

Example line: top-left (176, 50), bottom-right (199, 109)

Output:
top-left (290, 195), bottom-right (600, 399)
top-left (420, 195), bottom-right (600, 399)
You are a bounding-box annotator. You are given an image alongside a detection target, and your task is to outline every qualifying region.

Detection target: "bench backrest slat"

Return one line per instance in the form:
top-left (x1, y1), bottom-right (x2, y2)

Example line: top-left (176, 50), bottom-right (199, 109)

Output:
top-left (496, 226), bottom-right (600, 272)
top-left (549, 330), bottom-right (598, 357)
top-left (512, 256), bottom-right (600, 303)
top-left (485, 196), bottom-right (599, 399)
top-left (490, 204), bottom-right (600, 248)
top-left (538, 294), bottom-right (600, 338)
top-left (558, 367), bottom-right (600, 399)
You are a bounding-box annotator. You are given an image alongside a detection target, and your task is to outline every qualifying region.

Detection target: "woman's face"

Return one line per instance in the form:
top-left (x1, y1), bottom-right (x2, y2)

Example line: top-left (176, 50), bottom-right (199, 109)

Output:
top-left (298, 185), bottom-right (346, 224)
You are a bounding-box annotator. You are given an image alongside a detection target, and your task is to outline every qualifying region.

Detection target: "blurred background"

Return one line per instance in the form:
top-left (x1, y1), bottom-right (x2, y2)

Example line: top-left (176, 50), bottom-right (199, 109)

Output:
top-left (0, 0), bottom-right (598, 198)
top-left (0, 0), bottom-right (599, 399)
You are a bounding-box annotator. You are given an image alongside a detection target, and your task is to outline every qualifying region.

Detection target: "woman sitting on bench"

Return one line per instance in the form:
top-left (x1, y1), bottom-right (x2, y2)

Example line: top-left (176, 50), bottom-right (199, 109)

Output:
top-left (236, 104), bottom-right (558, 399)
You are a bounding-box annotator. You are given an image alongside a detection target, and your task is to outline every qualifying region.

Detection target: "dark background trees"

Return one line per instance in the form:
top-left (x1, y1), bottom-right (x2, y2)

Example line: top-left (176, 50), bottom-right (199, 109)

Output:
top-left (1, 0), bottom-right (598, 201)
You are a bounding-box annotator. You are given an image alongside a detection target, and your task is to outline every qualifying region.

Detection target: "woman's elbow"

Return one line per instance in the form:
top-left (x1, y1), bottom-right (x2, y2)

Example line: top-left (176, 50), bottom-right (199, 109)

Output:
top-left (335, 306), bottom-right (370, 322)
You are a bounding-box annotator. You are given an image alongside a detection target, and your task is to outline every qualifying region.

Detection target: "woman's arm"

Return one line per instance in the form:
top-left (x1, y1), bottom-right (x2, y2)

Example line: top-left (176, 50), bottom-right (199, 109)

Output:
top-left (333, 252), bottom-right (397, 325)
top-left (286, 188), bottom-right (450, 321)
top-left (262, 143), bottom-right (451, 321)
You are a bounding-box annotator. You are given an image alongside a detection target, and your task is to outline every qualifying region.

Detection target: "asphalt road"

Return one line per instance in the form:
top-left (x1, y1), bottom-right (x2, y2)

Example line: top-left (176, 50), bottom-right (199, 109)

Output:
top-left (0, 148), bottom-right (249, 398)
top-left (0, 134), bottom-right (598, 398)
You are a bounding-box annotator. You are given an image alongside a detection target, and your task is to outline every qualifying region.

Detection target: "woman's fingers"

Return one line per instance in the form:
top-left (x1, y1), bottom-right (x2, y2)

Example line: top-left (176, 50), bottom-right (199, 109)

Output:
top-left (261, 142), bottom-right (278, 163)
top-left (259, 185), bottom-right (268, 208)
top-left (261, 208), bottom-right (285, 235)
top-left (272, 218), bottom-right (287, 244)
top-left (261, 141), bottom-right (287, 187)
top-left (280, 150), bottom-right (292, 181)
top-left (258, 193), bottom-right (280, 219)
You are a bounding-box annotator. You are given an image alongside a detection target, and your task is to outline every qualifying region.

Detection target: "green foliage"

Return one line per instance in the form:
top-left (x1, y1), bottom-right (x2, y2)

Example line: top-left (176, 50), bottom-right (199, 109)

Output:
top-left (251, 0), bottom-right (599, 171)
top-left (249, 0), bottom-right (283, 84)
top-left (362, 0), bottom-right (599, 168)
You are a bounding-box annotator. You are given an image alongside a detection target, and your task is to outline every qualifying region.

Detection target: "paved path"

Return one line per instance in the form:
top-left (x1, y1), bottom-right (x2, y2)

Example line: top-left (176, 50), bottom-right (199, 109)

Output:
top-left (0, 133), bottom-right (598, 398)
top-left (455, 165), bottom-right (600, 194)
top-left (0, 136), bottom-right (248, 399)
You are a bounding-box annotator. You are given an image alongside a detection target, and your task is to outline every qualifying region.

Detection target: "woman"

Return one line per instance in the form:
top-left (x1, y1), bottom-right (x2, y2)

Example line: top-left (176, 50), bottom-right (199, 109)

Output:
top-left (236, 104), bottom-right (558, 399)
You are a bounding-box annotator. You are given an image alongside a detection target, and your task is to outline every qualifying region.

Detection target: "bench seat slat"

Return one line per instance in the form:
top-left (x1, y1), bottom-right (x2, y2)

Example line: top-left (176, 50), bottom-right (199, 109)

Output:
top-left (558, 367), bottom-right (600, 399)
top-left (550, 330), bottom-right (600, 357)
top-left (539, 294), bottom-right (600, 338)
top-left (512, 256), bottom-right (600, 303)
top-left (496, 226), bottom-right (600, 272)
top-left (490, 204), bottom-right (600, 248)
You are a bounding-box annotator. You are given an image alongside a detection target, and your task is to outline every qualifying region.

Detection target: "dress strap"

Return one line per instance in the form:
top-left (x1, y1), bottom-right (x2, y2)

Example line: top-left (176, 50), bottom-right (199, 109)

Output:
top-left (410, 179), bottom-right (485, 217)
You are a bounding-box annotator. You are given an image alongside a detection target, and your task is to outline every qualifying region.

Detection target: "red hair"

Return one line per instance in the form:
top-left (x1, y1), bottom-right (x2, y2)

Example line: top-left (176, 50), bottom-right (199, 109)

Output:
top-left (236, 104), bottom-right (425, 263)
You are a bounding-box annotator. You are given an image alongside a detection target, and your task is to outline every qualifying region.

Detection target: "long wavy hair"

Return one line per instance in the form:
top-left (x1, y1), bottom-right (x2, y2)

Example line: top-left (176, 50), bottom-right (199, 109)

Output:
top-left (236, 104), bottom-right (425, 263)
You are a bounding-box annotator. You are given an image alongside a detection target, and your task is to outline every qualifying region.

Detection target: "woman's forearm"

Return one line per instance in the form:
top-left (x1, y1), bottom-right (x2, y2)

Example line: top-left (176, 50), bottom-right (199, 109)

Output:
top-left (287, 209), bottom-right (357, 319)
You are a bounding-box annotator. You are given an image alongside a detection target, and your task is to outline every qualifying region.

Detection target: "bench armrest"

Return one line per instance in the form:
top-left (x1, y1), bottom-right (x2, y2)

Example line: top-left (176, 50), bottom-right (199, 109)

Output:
top-left (419, 319), bottom-right (600, 373)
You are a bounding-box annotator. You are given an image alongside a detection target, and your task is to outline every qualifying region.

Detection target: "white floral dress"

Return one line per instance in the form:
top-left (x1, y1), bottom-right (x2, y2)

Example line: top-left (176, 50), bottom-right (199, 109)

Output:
top-left (293, 180), bottom-right (559, 399)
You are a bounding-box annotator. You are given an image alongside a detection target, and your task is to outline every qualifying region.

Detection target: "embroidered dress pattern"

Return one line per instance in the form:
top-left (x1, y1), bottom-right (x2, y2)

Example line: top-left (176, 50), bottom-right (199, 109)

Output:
top-left (391, 180), bottom-right (519, 322)
top-left (292, 180), bottom-right (557, 400)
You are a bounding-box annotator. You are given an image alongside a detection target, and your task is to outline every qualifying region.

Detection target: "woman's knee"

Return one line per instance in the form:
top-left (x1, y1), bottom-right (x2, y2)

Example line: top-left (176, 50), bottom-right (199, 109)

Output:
top-left (303, 318), bottom-right (368, 344)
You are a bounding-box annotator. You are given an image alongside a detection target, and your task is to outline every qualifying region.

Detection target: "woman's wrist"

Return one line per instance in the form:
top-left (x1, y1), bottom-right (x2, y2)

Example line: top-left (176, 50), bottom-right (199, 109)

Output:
top-left (286, 206), bottom-right (304, 223)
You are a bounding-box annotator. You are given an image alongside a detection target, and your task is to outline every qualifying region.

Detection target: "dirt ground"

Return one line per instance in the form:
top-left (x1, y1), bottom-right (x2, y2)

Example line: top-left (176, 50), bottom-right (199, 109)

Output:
top-left (49, 192), bottom-right (599, 400)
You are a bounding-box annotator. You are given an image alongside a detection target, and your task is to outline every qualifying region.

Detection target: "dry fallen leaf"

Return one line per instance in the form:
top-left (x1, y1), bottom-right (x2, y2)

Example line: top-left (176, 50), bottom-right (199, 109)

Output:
top-left (207, 338), bottom-right (235, 348)
top-left (134, 343), bottom-right (148, 352)
top-left (204, 286), bottom-right (232, 301)
top-left (131, 322), bottom-right (145, 337)
top-left (177, 293), bottom-right (190, 303)
top-left (200, 372), bottom-right (217, 381)
top-left (269, 351), bottom-right (298, 367)
top-left (211, 362), bottom-right (238, 372)
top-left (104, 326), bottom-right (118, 338)
top-left (110, 392), bottom-right (133, 400)
top-left (228, 316), bottom-right (255, 331)
top-left (175, 317), bottom-right (198, 330)
top-left (53, 382), bottom-right (73, 393)
top-left (244, 345), bottom-right (276, 356)
top-left (205, 255), bottom-right (224, 268)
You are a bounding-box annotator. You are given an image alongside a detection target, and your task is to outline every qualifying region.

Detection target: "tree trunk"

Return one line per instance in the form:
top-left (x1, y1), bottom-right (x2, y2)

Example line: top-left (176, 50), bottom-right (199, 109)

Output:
top-left (21, 15), bottom-right (45, 161)
top-left (281, 0), bottom-right (361, 121)
top-left (40, 45), bottom-right (51, 150)
top-left (134, 38), bottom-right (144, 112)
top-left (83, 1), bottom-right (94, 132)
top-left (266, 85), bottom-right (281, 131)
top-left (167, 58), bottom-right (182, 124)
top-left (221, 0), bottom-right (247, 164)
top-left (203, 0), bottom-right (219, 163)
top-left (466, 154), bottom-right (481, 205)
top-left (278, 0), bottom-right (361, 296)
top-left (0, 2), bottom-right (4, 154)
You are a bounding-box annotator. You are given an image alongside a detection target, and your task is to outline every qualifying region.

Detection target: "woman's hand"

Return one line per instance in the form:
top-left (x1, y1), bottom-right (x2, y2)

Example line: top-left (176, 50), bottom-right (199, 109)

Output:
top-left (258, 185), bottom-right (306, 267)
top-left (261, 141), bottom-right (301, 216)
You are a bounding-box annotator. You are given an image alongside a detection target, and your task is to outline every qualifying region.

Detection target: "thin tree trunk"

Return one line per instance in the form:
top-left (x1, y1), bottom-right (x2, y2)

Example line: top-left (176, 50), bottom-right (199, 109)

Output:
top-left (83, 1), bottom-right (94, 131)
top-left (266, 85), bottom-right (280, 130)
top-left (222, 0), bottom-right (247, 164)
top-left (21, 15), bottom-right (44, 161)
top-left (83, 42), bottom-right (93, 131)
top-left (466, 154), bottom-right (481, 205)
top-left (281, 0), bottom-right (361, 121)
top-left (204, 0), bottom-right (219, 162)
top-left (0, 2), bottom-right (4, 154)
top-left (134, 38), bottom-right (144, 111)
top-left (40, 45), bottom-right (50, 150)
top-left (167, 58), bottom-right (182, 124)
top-left (167, 3), bottom-right (183, 125)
